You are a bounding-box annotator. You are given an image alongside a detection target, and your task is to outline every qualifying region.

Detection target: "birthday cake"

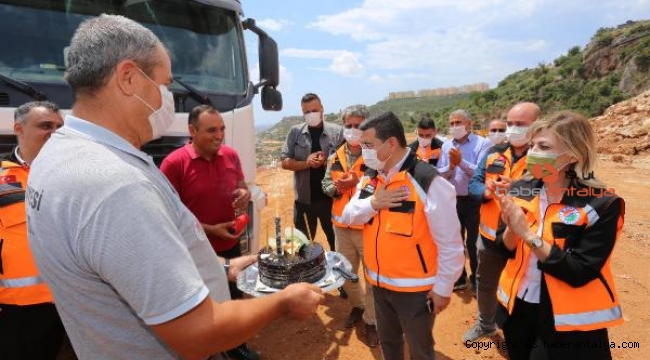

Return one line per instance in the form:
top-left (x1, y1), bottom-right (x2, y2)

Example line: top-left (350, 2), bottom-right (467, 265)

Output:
top-left (257, 228), bottom-right (327, 289)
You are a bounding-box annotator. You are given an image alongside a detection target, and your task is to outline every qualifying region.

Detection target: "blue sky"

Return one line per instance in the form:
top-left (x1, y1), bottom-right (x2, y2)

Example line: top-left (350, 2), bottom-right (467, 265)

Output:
top-left (242, 0), bottom-right (650, 126)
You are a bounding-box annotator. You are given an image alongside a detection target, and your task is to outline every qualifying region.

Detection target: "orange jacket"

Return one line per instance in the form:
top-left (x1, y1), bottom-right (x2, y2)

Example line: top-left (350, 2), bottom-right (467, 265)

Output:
top-left (359, 153), bottom-right (440, 292)
top-left (497, 181), bottom-right (624, 331)
top-left (0, 161), bottom-right (53, 305)
top-left (416, 146), bottom-right (441, 165)
top-left (330, 145), bottom-right (365, 229)
top-left (479, 147), bottom-right (527, 241)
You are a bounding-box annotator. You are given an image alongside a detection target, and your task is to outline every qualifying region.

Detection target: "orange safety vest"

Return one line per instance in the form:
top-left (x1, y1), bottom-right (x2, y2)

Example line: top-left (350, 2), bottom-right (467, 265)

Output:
top-left (330, 145), bottom-right (365, 230)
top-left (479, 147), bottom-right (527, 241)
top-left (0, 161), bottom-right (53, 305)
top-left (416, 146), bottom-right (441, 165)
top-left (359, 153), bottom-right (439, 292)
top-left (497, 189), bottom-right (624, 332)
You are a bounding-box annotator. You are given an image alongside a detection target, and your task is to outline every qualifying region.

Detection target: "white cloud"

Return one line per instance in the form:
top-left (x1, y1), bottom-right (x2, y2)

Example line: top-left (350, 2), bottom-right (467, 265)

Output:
top-left (282, 49), bottom-right (365, 78)
top-left (256, 18), bottom-right (291, 32)
top-left (282, 49), bottom-right (345, 59)
top-left (249, 63), bottom-right (292, 92)
top-left (329, 51), bottom-right (364, 77)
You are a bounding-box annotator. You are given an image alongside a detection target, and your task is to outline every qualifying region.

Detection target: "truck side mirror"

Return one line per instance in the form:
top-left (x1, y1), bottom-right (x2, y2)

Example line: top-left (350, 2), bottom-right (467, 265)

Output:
top-left (261, 86), bottom-right (282, 111)
top-left (244, 18), bottom-right (280, 89)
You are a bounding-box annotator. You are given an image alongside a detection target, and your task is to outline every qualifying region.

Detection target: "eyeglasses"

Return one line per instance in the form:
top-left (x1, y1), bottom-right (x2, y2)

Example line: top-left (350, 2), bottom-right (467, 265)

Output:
top-left (360, 140), bottom-right (387, 150)
top-left (344, 124), bottom-right (361, 129)
top-left (489, 129), bottom-right (506, 133)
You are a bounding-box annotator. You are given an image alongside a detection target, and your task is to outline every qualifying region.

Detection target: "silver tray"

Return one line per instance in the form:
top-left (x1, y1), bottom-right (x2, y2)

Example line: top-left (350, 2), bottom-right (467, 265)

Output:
top-left (237, 251), bottom-right (353, 297)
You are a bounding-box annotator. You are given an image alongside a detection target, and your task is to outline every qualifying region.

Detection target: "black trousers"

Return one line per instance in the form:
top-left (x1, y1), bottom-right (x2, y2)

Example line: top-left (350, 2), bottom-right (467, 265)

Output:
top-left (294, 198), bottom-right (336, 251)
top-left (455, 196), bottom-right (481, 286)
top-left (503, 298), bottom-right (612, 360)
top-left (0, 302), bottom-right (65, 360)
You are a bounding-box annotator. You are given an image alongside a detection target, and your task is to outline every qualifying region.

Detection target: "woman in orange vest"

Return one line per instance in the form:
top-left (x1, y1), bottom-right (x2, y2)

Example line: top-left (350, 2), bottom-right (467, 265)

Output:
top-left (495, 111), bottom-right (624, 360)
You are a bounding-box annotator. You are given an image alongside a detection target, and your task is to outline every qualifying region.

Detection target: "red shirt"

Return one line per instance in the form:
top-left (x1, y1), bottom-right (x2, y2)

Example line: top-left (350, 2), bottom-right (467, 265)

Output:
top-left (160, 144), bottom-right (244, 252)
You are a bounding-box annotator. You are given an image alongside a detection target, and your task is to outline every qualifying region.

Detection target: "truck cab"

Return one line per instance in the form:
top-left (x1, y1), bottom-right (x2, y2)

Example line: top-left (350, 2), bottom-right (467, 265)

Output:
top-left (0, 0), bottom-right (281, 254)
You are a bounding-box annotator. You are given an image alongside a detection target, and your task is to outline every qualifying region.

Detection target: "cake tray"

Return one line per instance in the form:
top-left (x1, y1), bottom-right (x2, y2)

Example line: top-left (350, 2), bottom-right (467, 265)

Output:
top-left (237, 251), bottom-right (353, 297)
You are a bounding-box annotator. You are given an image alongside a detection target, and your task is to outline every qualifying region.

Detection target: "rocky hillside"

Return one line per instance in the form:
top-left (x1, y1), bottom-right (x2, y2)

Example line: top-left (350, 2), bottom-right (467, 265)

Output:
top-left (583, 20), bottom-right (650, 95)
top-left (591, 88), bottom-right (650, 156)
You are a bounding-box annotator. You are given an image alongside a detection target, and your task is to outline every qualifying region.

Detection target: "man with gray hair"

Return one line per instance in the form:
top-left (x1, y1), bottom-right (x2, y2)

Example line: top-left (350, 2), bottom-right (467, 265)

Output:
top-left (321, 104), bottom-right (378, 347)
top-left (0, 101), bottom-right (65, 360)
top-left (26, 14), bottom-right (323, 360)
top-left (437, 109), bottom-right (492, 293)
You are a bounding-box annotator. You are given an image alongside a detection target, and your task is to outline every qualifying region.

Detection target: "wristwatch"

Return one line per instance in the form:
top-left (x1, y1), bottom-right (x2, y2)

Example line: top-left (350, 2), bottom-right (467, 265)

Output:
top-left (527, 235), bottom-right (544, 249)
top-left (223, 258), bottom-right (231, 275)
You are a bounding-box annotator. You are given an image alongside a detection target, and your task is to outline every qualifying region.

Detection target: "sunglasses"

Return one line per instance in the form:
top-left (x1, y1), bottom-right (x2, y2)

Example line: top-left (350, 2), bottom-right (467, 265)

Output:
top-left (489, 129), bottom-right (506, 133)
top-left (344, 124), bottom-right (361, 129)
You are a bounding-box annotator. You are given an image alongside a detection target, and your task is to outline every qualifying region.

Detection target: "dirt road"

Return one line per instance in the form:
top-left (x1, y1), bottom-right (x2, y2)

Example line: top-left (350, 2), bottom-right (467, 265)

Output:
top-left (250, 156), bottom-right (650, 360)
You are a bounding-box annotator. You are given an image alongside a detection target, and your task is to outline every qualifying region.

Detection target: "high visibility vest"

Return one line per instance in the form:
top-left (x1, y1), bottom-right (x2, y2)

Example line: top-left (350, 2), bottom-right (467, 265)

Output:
top-left (416, 146), bottom-right (441, 166)
top-left (479, 147), bottom-right (527, 241)
top-left (0, 161), bottom-right (53, 305)
top-left (497, 186), bottom-right (624, 331)
top-left (330, 145), bottom-right (365, 230)
top-left (359, 153), bottom-right (440, 292)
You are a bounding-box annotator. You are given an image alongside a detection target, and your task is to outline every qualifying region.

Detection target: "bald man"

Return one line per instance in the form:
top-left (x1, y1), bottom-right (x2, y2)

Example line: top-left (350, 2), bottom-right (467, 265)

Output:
top-left (464, 102), bottom-right (540, 343)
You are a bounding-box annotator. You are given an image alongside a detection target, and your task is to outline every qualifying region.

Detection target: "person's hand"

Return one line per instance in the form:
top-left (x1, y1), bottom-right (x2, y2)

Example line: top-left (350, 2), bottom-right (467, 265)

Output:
top-left (448, 147), bottom-right (462, 167)
top-left (307, 151), bottom-right (326, 169)
top-left (370, 184), bottom-right (409, 211)
top-left (232, 188), bottom-right (251, 212)
top-left (427, 290), bottom-right (451, 315)
top-left (496, 194), bottom-right (534, 241)
top-left (334, 171), bottom-right (359, 192)
top-left (207, 222), bottom-right (242, 241)
top-left (279, 283), bottom-right (324, 320)
top-left (226, 255), bottom-right (257, 282)
top-left (485, 176), bottom-right (513, 199)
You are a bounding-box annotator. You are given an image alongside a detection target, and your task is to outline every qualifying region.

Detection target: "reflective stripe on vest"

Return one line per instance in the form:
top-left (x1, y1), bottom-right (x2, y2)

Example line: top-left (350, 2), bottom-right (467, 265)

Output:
top-left (479, 148), bottom-right (527, 241)
top-left (331, 145), bottom-right (364, 229)
top-left (0, 275), bottom-right (43, 288)
top-left (554, 305), bottom-right (622, 328)
top-left (497, 286), bottom-right (510, 305)
top-left (365, 266), bottom-right (436, 288)
top-left (479, 222), bottom-right (497, 239)
top-left (584, 203), bottom-right (600, 226)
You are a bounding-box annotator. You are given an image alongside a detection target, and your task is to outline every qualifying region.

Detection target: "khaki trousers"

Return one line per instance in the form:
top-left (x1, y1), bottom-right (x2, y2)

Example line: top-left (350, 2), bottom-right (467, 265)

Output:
top-left (334, 225), bottom-right (376, 325)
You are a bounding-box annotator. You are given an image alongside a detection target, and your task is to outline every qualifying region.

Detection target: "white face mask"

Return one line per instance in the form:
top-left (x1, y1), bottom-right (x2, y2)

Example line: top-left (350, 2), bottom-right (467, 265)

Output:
top-left (417, 136), bottom-right (432, 147)
top-left (133, 69), bottom-right (176, 141)
top-left (362, 141), bottom-right (389, 171)
top-left (304, 112), bottom-right (322, 127)
top-left (343, 128), bottom-right (363, 147)
top-left (506, 125), bottom-right (530, 147)
top-left (449, 126), bottom-right (467, 140)
top-left (488, 131), bottom-right (507, 145)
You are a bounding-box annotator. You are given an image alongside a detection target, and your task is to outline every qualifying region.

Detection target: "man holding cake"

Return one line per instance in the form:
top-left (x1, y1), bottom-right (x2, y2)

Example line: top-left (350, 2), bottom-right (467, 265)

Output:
top-left (321, 104), bottom-right (378, 347)
top-left (342, 111), bottom-right (465, 360)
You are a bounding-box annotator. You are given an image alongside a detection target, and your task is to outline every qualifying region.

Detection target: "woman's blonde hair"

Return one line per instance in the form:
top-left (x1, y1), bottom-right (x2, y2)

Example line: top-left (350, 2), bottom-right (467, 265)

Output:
top-left (528, 111), bottom-right (605, 188)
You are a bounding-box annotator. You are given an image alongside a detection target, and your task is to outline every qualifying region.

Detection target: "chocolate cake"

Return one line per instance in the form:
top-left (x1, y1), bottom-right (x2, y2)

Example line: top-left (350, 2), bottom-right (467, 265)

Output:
top-left (258, 243), bottom-right (327, 289)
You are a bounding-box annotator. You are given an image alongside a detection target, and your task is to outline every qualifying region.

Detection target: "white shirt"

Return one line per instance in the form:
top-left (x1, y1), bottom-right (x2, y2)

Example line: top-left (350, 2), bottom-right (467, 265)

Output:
top-left (341, 149), bottom-right (465, 297)
top-left (516, 187), bottom-right (549, 304)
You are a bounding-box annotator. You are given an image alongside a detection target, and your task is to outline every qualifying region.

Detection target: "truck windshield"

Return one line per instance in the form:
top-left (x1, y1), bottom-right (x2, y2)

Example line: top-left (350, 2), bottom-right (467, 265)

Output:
top-left (0, 0), bottom-right (247, 95)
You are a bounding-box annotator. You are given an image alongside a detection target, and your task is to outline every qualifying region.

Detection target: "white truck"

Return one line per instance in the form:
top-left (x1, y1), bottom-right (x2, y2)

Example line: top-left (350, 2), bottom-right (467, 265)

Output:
top-left (0, 0), bottom-right (281, 254)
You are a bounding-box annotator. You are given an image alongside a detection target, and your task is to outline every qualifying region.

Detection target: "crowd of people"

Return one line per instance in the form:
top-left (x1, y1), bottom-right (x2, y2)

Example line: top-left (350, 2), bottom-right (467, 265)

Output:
top-left (0, 13), bottom-right (626, 360)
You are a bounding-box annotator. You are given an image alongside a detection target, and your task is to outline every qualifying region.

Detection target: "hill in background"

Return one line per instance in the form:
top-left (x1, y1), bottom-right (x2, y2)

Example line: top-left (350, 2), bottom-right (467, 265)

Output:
top-left (257, 19), bottom-right (650, 166)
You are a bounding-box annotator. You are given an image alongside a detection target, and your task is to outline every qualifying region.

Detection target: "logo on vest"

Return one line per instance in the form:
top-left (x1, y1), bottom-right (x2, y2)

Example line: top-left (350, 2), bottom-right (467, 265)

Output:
top-left (363, 177), bottom-right (378, 195)
top-left (558, 206), bottom-right (580, 225)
